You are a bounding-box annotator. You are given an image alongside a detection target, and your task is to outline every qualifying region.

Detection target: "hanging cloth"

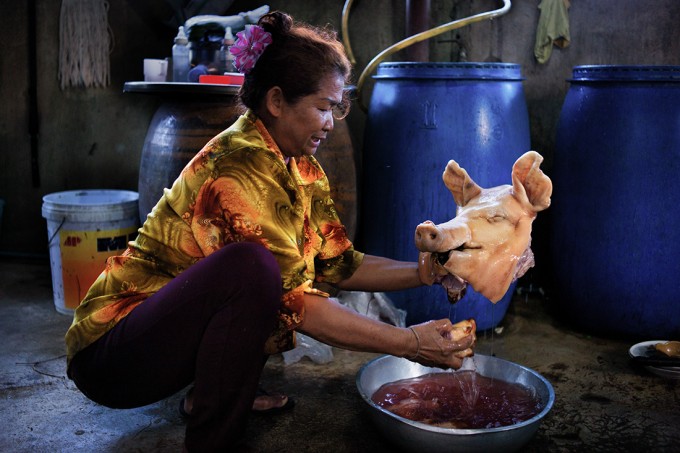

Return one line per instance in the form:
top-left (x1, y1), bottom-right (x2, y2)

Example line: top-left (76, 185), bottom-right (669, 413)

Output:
top-left (58, 0), bottom-right (113, 89)
top-left (534, 0), bottom-right (571, 64)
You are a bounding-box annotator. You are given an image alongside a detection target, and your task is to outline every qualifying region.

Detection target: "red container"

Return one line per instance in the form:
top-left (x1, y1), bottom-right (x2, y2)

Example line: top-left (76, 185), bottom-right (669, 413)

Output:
top-left (199, 73), bottom-right (244, 85)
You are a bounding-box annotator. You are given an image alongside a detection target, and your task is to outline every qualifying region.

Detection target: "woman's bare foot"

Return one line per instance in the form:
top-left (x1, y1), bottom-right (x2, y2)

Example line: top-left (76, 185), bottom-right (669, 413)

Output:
top-left (181, 390), bottom-right (193, 416)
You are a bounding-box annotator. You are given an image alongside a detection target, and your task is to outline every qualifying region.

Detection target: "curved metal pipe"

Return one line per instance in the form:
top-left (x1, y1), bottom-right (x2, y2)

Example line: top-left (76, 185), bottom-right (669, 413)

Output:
top-left (344, 0), bottom-right (512, 111)
top-left (341, 0), bottom-right (357, 65)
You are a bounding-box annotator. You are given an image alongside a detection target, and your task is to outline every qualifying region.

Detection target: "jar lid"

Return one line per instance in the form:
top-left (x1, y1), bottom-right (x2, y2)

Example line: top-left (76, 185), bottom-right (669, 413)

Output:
top-left (375, 62), bottom-right (524, 81)
top-left (571, 65), bottom-right (680, 82)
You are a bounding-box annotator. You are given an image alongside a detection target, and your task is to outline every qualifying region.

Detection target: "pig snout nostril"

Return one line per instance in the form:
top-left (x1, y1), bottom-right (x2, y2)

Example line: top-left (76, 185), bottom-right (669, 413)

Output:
top-left (416, 223), bottom-right (440, 248)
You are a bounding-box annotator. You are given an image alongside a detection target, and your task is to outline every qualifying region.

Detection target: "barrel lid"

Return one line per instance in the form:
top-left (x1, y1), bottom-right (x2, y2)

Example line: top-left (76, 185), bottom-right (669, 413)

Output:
top-left (43, 190), bottom-right (139, 207)
top-left (374, 62), bottom-right (524, 81)
top-left (42, 190), bottom-right (139, 221)
top-left (42, 189), bottom-right (139, 228)
top-left (570, 65), bottom-right (680, 82)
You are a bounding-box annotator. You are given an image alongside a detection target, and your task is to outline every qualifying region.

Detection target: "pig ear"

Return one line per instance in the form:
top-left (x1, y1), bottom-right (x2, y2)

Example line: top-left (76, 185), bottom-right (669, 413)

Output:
top-left (511, 151), bottom-right (553, 212)
top-left (443, 159), bottom-right (482, 207)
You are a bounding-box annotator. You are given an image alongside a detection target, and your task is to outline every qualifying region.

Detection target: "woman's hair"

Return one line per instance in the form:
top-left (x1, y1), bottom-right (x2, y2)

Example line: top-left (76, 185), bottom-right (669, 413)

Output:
top-left (238, 11), bottom-right (352, 110)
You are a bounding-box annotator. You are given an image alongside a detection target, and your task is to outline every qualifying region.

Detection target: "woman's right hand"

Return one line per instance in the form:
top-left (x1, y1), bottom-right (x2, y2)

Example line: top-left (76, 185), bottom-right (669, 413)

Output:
top-left (299, 293), bottom-right (476, 370)
top-left (406, 318), bottom-right (476, 369)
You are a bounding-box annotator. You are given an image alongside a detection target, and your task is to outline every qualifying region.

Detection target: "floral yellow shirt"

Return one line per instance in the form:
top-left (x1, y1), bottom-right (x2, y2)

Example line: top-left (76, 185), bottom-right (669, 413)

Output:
top-left (65, 110), bottom-right (364, 362)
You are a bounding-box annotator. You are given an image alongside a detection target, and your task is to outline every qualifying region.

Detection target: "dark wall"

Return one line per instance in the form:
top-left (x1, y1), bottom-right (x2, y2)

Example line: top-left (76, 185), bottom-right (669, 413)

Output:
top-left (1, 0), bottom-right (679, 269)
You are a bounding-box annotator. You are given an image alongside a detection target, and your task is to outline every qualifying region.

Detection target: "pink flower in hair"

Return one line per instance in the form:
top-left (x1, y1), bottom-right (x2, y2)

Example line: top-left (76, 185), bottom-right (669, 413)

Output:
top-left (229, 25), bottom-right (273, 74)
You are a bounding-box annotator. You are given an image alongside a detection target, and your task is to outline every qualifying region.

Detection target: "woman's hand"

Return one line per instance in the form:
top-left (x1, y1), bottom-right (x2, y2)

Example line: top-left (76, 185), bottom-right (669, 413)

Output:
top-left (406, 318), bottom-right (476, 369)
top-left (299, 294), bottom-right (476, 370)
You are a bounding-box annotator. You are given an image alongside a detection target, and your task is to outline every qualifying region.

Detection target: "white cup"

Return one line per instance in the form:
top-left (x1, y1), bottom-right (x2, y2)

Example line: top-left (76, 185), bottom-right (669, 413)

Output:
top-left (144, 59), bottom-right (168, 82)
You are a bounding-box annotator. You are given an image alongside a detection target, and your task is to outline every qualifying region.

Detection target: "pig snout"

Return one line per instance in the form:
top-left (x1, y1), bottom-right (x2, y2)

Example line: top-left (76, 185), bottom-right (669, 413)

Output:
top-left (415, 220), bottom-right (471, 252)
top-left (415, 221), bottom-right (443, 251)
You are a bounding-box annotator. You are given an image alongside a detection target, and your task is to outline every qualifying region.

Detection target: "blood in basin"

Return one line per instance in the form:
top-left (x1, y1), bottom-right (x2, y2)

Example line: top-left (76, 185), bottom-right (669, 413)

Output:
top-left (371, 370), bottom-right (542, 429)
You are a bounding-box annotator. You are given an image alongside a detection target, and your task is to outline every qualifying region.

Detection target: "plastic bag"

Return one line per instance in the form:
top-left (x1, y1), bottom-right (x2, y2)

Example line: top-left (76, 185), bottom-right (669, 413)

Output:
top-left (282, 333), bottom-right (333, 365)
top-left (335, 291), bottom-right (406, 327)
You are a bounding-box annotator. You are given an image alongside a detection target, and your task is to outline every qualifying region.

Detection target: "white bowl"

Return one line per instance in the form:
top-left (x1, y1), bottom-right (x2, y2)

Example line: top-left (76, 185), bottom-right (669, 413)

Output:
top-left (629, 340), bottom-right (680, 379)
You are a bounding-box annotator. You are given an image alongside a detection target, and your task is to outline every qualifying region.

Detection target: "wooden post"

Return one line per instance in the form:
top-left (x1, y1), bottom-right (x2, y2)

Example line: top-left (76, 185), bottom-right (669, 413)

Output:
top-left (405, 0), bottom-right (431, 61)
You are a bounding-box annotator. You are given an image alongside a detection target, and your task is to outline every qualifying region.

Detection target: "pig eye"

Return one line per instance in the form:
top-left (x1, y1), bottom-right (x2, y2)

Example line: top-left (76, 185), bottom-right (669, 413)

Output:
top-left (489, 215), bottom-right (506, 223)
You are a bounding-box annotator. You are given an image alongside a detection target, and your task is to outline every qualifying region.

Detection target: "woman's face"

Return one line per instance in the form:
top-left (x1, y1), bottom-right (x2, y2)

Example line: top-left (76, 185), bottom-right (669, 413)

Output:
top-left (268, 73), bottom-right (345, 158)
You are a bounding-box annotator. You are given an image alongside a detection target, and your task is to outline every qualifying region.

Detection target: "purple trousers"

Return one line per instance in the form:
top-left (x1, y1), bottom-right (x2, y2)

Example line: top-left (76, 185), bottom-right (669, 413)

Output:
top-left (68, 242), bottom-right (282, 451)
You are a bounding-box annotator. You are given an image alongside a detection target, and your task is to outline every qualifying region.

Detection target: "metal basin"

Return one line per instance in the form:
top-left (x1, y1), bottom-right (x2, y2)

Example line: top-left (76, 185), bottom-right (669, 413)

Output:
top-left (356, 354), bottom-right (555, 453)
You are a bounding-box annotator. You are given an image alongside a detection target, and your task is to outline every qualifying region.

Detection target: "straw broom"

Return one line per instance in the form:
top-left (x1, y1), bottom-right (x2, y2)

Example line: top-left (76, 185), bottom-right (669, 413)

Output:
top-left (58, 0), bottom-right (113, 89)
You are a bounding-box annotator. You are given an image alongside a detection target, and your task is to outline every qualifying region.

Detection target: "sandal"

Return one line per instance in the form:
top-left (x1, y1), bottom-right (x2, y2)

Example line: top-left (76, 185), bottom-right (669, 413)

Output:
top-left (251, 388), bottom-right (295, 415)
top-left (178, 387), bottom-right (294, 418)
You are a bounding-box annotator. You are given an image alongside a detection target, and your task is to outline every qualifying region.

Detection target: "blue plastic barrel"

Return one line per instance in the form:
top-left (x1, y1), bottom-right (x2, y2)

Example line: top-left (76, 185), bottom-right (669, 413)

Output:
top-left (360, 62), bottom-right (531, 330)
top-left (551, 65), bottom-right (680, 338)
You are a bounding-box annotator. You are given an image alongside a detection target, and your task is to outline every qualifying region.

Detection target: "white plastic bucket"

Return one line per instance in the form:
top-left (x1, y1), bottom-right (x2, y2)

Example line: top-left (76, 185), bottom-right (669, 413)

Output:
top-left (42, 190), bottom-right (140, 315)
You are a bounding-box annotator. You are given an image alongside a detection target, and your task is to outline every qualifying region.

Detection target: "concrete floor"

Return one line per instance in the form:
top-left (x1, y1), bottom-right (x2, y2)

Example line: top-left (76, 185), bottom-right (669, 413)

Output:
top-left (2, 256), bottom-right (679, 453)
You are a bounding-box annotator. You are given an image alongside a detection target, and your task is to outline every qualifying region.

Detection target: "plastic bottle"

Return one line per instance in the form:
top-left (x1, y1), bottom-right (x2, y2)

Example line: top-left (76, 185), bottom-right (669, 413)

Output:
top-left (218, 27), bottom-right (235, 74)
top-left (172, 26), bottom-right (190, 82)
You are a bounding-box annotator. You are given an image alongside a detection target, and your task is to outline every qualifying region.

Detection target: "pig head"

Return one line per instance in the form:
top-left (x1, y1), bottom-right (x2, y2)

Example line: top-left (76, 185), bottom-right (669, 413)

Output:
top-left (415, 151), bottom-right (552, 303)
